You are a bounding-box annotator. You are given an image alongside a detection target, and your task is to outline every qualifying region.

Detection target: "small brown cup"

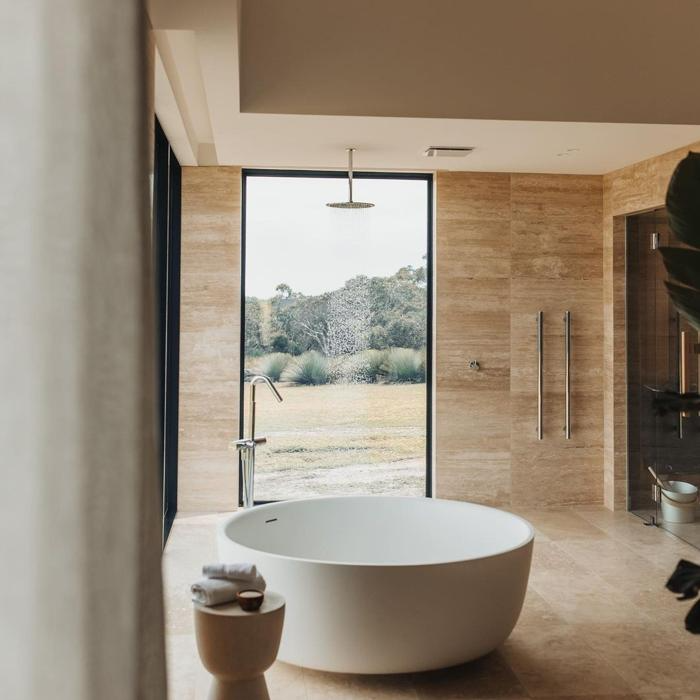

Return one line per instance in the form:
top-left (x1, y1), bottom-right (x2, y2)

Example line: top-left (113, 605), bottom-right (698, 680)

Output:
top-left (236, 589), bottom-right (265, 612)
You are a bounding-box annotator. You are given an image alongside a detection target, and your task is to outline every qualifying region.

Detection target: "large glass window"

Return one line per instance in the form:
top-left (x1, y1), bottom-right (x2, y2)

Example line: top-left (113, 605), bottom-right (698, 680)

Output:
top-left (153, 119), bottom-right (181, 543)
top-left (241, 171), bottom-right (432, 502)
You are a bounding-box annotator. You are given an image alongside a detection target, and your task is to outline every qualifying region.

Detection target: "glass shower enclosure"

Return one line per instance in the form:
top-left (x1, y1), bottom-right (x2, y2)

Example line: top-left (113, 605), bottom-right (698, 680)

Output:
top-left (627, 207), bottom-right (700, 548)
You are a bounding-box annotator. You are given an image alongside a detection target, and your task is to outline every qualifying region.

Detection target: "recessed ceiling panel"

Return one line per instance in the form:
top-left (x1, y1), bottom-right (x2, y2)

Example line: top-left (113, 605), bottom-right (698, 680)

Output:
top-left (240, 0), bottom-right (700, 125)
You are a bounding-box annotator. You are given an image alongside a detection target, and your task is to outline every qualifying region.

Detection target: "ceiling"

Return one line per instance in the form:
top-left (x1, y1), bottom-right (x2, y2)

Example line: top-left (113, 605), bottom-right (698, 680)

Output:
top-left (240, 0), bottom-right (700, 125)
top-left (148, 0), bottom-right (700, 174)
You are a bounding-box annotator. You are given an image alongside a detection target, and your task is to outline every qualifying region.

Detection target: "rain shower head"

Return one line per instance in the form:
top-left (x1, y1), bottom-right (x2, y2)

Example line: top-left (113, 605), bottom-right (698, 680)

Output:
top-left (327, 200), bottom-right (374, 209)
top-left (326, 148), bottom-right (374, 209)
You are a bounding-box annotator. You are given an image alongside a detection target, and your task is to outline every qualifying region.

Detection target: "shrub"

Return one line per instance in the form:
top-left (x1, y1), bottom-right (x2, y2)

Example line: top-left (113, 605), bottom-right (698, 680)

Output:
top-left (360, 349), bottom-right (387, 383)
top-left (327, 355), bottom-right (350, 384)
top-left (381, 348), bottom-right (425, 383)
top-left (271, 334), bottom-right (290, 353)
top-left (282, 351), bottom-right (329, 385)
top-left (328, 349), bottom-right (387, 384)
top-left (255, 353), bottom-right (291, 382)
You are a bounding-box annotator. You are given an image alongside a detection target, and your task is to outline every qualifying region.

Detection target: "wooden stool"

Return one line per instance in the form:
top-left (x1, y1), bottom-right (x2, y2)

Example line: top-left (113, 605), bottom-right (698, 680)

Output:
top-left (194, 591), bottom-right (285, 700)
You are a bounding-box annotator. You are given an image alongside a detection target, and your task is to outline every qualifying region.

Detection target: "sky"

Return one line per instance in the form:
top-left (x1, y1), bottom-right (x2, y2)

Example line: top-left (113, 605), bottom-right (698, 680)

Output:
top-left (245, 176), bottom-right (428, 298)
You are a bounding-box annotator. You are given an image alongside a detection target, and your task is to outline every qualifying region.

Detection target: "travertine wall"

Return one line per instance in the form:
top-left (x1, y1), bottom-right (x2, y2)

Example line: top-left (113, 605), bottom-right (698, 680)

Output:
top-left (435, 173), bottom-right (512, 504)
top-left (177, 144), bottom-right (700, 513)
top-left (436, 172), bottom-right (604, 507)
top-left (603, 141), bottom-right (700, 509)
top-left (179, 167), bottom-right (241, 512)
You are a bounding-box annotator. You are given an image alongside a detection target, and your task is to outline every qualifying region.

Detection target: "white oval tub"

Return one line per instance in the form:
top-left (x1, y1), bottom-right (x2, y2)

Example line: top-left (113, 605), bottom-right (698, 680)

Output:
top-left (217, 496), bottom-right (534, 674)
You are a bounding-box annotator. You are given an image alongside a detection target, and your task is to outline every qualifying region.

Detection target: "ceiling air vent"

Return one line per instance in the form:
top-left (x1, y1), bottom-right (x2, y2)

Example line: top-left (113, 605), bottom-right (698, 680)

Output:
top-left (424, 146), bottom-right (475, 158)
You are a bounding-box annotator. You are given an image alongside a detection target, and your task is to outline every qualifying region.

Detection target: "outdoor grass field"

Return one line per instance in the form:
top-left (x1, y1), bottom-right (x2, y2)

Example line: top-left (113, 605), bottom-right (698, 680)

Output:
top-left (250, 382), bottom-right (427, 499)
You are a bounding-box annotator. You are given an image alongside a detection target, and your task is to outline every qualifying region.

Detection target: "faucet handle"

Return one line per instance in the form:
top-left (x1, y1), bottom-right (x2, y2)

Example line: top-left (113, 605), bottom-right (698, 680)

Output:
top-left (232, 437), bottom-right (267, 451)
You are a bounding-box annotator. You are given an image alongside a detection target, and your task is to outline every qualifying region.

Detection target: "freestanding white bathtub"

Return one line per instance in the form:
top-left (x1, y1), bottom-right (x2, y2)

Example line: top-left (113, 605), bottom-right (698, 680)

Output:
top-left (217, 496), bottom-right (533, 674)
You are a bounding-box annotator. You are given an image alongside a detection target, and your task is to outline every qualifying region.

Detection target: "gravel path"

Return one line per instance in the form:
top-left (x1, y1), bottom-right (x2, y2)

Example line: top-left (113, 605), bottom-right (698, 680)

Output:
top-left (255, 457), bottom-right (425, 500)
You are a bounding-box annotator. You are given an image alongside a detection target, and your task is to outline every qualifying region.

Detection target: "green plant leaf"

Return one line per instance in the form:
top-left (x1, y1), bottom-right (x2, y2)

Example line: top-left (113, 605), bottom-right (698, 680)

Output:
top-left (647, 387), bottom-right (700, 416)
top-left (665, 281), bottom-right (700, 330)
top-left (666, 151), bottom-right (700, 250)
top-left (659, 246), bottom-right (700, 291)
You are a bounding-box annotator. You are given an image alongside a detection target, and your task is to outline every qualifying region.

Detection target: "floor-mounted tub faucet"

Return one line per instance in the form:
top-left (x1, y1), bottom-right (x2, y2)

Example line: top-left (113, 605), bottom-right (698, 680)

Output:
top-left (234, 374), bottom-right (283, 508)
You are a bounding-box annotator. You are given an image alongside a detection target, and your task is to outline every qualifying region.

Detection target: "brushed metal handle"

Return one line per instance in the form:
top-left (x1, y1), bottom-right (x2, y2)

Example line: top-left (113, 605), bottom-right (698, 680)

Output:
top-left (537, 311), bottom-right (543, 440)
top-left (681, 329), bottom-right (690, 419)
top-left (564, 311), bottom-right (571, 439)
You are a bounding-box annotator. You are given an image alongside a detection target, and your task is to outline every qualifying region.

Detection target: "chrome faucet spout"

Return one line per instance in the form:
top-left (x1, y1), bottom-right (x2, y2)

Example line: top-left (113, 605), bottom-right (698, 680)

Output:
top-left (234, 374), bottom-right (284, 509)
top-left (249, 374), bottom-right (284, 406)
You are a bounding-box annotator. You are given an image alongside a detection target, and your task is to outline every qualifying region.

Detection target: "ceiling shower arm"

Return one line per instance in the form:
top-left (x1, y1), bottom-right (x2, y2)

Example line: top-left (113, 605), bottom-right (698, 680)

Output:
top-left (326, 147), bottom-right (374, 208)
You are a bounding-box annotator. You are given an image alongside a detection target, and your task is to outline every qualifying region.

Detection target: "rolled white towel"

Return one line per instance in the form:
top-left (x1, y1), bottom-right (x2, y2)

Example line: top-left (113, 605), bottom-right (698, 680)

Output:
top-left (191, 578), bottom-right (239, 607)
top-left (202, 563), bottom-right (266, 591)
top-left (203, 562), bottom-right (259, 581)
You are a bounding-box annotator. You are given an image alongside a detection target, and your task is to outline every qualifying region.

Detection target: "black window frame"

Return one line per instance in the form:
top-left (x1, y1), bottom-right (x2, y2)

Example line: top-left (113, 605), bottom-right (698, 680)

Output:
top-left (239, 168), bottom-right (434, 506)
top-left (153, 118), bottom-right (181, 544)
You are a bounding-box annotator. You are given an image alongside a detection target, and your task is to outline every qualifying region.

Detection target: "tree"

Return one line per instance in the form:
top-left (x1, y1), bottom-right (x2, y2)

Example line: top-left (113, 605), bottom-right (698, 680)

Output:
top-left (270, 285), bottom-right (330, 355)
top-left (261, 263), bottom-right (428, 355)
top-left (386, 318), bottom-right (424, 348)
top-left (271, 334), bottom-right (289, 353)
top-left (244, 297), bottom-right (265, 356)
top-left (367, 265), bottom-right (427, 349)
top-left (275, 283), bottom-right (292, 299)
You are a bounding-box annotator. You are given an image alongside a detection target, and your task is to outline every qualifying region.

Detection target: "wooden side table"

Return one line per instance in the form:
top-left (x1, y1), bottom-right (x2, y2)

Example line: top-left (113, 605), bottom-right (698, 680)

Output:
top-left (194, 591), bottom-right (285, 700)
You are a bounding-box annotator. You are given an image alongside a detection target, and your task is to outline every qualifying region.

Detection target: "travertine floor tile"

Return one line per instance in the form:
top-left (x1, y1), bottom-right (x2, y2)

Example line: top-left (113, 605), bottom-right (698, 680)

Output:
top-left (516, 587), bottom-right (564, 627)
top-left (635, 695), bottom-right (700, 700)
top-left (163, 522), bottom-right (217, 635)
top-left (507, 508), bottom-right (553, 543)
top-left (539, 696), bottom-right (638, 700)
top-left (554, 535), bottom-right (662, 579)
top-left (530, 540), bottom-right (584, 572)
top-left (166, 634), bottom-right (198, 700)
top-left (304, 669), bottom-right (417, 699)
top-left (500, 624), bottom-right (635, 697)
top-left (577, 623), bottom-right (700, 695)
top-left (553, 537), bottom-right (684, 625)
top-left (529, 542), bottom-right (650, 625)
top-left (574, 509), bottom-right (697, 566)
top-left (267, 662), bottom-right (307, 700)
top-left (411, 652), bottom-right (527, 699)
top-left (624, 540), bottom-right (698, 573)
top-left (531, 570), bottom-right (652, 624)
top-left (515, 509), bottom-right (608, 542)
top-left (175, 511), bottom-right (233, 526)
top-left (573, 507), bottom-right (656, 539)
